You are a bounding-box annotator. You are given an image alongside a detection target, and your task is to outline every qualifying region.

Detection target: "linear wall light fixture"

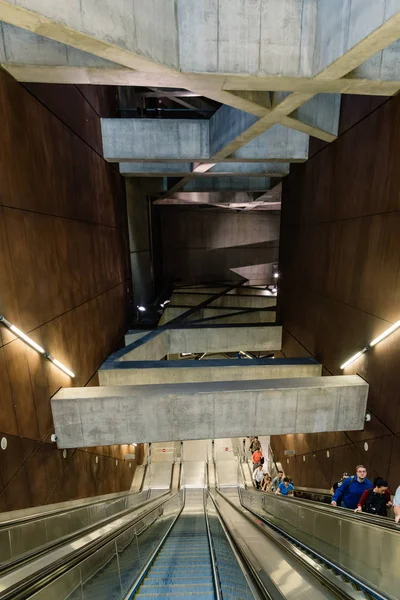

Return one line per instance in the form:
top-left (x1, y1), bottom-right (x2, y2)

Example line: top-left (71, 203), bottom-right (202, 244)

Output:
top-left (340, 347), bottom-right (368, 370)
top-left (0, 315), bottom-right (46, 354)
top-left (369, 320), bottom-right (400, 347)
top-left (0, 314), bottom-right (75, 378)
top-left (340, 320), bottom-right (400, 370)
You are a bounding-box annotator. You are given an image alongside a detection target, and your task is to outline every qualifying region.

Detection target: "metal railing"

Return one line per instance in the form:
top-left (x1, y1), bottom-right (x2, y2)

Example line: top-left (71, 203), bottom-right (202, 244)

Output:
top-left (239, 487), bottom-right (399, 600)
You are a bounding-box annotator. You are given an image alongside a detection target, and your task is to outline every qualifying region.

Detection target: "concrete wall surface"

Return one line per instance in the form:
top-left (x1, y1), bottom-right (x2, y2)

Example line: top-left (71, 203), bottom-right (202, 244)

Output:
top-left (3, 0), bottom-right (399, 79)
top-left (51, 375), bottom-right (368, 448)
top-left (98, 357), bottom-right (322, 386)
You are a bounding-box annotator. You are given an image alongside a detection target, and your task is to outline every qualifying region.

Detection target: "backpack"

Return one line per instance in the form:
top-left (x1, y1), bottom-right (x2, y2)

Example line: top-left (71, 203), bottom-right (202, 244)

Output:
top-left (335, 476), bottom-right (355, 506)
top-left (362, 490), bottom-right (387, 516)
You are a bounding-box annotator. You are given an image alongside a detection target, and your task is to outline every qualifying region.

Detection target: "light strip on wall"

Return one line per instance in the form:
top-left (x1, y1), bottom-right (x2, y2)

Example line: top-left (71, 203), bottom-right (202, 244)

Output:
top-left (340, 319), bottom-right (400, 369)
top-left (0, 314), bottom-right (75, 378)
top-left (46, 355), bottom-right (75, 378)
top-left (340, 347), bottom-right (368, 370)
top-left (0, 315), bottom-right (45, 354)
top-left (369, 320), bottom-right (400, 347)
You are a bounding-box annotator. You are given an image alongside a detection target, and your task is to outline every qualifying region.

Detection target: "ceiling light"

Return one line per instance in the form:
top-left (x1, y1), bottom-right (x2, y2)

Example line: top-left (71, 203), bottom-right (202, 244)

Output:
top-left (137, 305), bottom-right (146, 312)
top-left (369, 320), bottom-right (400, 347)
top-left (131, 443), bottom-right (137, 447)
top-left (274, 273), bottom-right (279, 279)
top-left (340, 347), bottom-right (368, 370)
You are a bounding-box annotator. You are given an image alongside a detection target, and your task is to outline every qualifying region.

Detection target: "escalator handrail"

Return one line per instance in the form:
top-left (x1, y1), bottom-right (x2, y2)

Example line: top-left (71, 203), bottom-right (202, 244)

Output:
top-left (244, 485), bottom-right (400, 531)
top-left (206, 490), bottom-right (268, 600)
top-left (0, 463), bottom-right (149, 530)
top-left (0, 488), bottom-right (171, 577)
top-left (122, 489), bottom-right (186, 600)
top-left (231, 487), bottom-right (390, 600)
top-left (0, 489), bottom-right (183, 600)
top-left (203, 476), bottom-right (222, 600)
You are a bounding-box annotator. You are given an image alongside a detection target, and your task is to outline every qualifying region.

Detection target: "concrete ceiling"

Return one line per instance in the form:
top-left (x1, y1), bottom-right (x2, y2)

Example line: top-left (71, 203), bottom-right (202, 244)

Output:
top-left (1, 0), bottom-right (400, 210)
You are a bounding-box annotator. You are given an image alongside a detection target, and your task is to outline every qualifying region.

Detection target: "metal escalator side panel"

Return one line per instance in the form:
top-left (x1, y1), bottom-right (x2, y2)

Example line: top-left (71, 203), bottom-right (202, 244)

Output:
top-left (240, 488), bottom-right (399, 600)
top-left (214, 491), bottom-right (340, 600)
top-left (0, 492), bottom-right (184, 600)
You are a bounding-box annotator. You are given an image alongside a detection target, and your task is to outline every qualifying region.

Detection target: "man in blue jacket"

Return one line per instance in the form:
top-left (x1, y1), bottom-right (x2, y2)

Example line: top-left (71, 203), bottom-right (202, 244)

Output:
top-left (331, 465), bottom-right (372, 509)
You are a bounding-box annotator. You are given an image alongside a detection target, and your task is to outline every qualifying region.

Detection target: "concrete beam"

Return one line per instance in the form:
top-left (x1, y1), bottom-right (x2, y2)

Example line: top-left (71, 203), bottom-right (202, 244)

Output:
top-left (102, 117), bottom-right (307, 164)
top-left (122, 324), bottom-right (282, 361)
top-left (98, 357), bottom-right (322, 386)
top-left (169, 292), bottom-right (277, 309)
top-left (2, 1), bottom-right (400, 83)
top-left (101, 119), bottom-right (209, 162)
top-left (154, 192), bottom-right (265, 206)
top-left (51, 375), bottom-right (368, 447)
top-left (288, 93), bottom-right (341, 138)
top-left (4, 62), bottom-right (400, 97)
top-left (158, 306), bottom-right (276, 326)
top-left (313, 0), bottom-right (400, 77)
top-left (167, 324), bottom-right (281, 355)
top-left (120, 163), bottom-right (289, 179)
top-left (182, 177), bottom-right (272, 193)
top-left (229, 124), bottom-right (309, 162)
top-left (120, 163), bottom-right (192, 177)
top-left (208, 163), bottom-right (290, 177)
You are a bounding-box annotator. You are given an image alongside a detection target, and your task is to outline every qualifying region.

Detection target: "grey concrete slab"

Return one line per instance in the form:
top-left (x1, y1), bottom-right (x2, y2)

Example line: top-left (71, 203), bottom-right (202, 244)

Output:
top-left (182, 177), bottom-right (272, 192)
top-left (101, 119), bottom-right (209, 161)
top-left (231, 125), bottom-right (309, 161)
top-left (291, 94), bottom-right (341, 136)
top-left (168, 325), bottom-right (282, 354)
top-left (0, 22), bottom-right (119, 67)
top-left (158, 305), bottom-right (276, 325)
top-left (120, 162), bottom-right (192, 177)
top-left (170, 292), bottom-right (277, 308)
top-left (102, 117), bottom-right (308, 164)
top-left (2, 0), bottom-right (400, 82)
top-left (209, 162), bottom-right (290, 176)
top-left (51, 375), bottom-right (368, 447)
top-left (210, 106), bottom-right (259, 156)
top-left (313, 0), bottom-right (400, 76)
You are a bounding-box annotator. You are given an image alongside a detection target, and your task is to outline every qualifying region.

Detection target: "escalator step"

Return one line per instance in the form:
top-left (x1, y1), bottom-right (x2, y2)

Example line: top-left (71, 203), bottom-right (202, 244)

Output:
top-left (138, 584), bottom-right (214, 593)
top-left (150, 566), bottom-right (212, 572)
top-left (144, 576), bottom-right (213, 585)
top-left (135, 594), bottom-right (215, 599)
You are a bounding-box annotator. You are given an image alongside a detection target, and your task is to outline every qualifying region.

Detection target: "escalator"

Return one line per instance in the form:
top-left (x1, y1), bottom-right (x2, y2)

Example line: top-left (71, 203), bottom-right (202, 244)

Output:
top-left (1, 444), bottom-right (398, 600)
top-left (134, 513), bottom-right (215, 598)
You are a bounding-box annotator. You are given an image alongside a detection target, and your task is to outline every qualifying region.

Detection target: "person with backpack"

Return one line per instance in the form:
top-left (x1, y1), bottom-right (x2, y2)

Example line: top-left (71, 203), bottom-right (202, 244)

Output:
top-left (354, 478), bottom-right (389, 516)
top-left (331, 465), bottom-right (372, 509)
top-left (393, 486), bottom-right (400, 524)
top-left (330, 472), bottom-right (349, 496)
top-left (249, 436), bottom-right (261, 453)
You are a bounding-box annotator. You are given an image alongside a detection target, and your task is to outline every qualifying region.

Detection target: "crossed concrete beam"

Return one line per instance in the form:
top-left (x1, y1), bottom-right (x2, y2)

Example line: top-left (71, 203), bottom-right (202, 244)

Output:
top-left (1, 1), bottom-right (400, 195)
top-left (0, 2), bottom-right (399, 121)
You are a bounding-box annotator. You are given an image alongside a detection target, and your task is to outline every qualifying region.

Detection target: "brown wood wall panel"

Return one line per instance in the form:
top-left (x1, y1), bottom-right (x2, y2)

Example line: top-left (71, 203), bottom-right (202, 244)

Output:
top-left (0, 69), bottom-right (134, 512)
top-left (274, 94), bottom-right (400, 491)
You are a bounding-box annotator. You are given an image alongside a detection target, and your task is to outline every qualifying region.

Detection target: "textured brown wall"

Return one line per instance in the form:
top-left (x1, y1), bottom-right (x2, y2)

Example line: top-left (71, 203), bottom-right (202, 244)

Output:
top-left (274, 94), bottom-right (400, 491)
top-left (160, 207), bottom-right (280, 285)
top-left (0, 71), bottom-right (135, 511)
